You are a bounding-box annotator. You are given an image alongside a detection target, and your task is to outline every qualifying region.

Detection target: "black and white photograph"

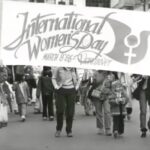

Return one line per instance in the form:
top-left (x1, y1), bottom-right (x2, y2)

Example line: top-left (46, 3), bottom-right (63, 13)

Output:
top-left (0, 0), bottom-right (150, 150)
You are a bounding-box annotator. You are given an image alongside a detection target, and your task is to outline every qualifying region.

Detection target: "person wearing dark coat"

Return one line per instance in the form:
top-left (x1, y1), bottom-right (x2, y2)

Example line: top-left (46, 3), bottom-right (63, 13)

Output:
top-left (36, 67), bottom-right (54, 121)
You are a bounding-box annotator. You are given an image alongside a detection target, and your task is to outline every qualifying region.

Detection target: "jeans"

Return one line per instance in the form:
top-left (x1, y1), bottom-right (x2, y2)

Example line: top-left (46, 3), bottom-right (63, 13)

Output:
top-left (139, 90), bottom-right (147, 132)
top-left (42, 93), bottom-right (54, 118)
top-left (113, 115), bottom-right (125, 134)
top-left (93, 100), bottom-right (111, 130)
top-left (55, 88), bottom-right (76, 133)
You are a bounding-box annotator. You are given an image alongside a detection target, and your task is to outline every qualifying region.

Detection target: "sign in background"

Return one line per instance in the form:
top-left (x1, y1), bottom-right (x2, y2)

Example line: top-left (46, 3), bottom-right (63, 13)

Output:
top-left (1, 1), bottom-right (150, 75)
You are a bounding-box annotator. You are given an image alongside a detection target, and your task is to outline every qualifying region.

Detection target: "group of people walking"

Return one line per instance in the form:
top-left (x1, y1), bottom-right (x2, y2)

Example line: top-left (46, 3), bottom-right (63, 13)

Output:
top-left (0, 65), bottom-right (150, 139)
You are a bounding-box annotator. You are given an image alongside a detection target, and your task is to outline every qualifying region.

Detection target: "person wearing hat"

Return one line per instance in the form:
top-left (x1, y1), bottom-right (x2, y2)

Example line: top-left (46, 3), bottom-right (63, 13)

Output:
top-left (88, 70), bottom-right (112, 136)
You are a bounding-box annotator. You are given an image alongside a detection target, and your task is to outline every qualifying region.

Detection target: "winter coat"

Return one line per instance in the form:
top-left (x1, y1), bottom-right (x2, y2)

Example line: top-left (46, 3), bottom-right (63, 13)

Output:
top-left (108, 80), bottom-right (129, 116)
top-left (13, 82), bottom-right (30, 104)
top-left (36, 76), bottom-right (54, 98)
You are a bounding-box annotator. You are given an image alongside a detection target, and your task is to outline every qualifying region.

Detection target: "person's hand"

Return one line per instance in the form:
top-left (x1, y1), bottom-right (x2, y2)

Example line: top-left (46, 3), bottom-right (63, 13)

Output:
top-left (116, 98), bottom-right (122, 104)
top-left (75, 86), bottom-right (79, 91)
top-left (55, 84), bottom-right (62, 90)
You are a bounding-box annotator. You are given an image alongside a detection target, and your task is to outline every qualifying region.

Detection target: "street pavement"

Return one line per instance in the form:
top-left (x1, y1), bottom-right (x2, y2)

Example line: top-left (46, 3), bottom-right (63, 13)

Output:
top-left (0, 100), bottom-right (150, 150)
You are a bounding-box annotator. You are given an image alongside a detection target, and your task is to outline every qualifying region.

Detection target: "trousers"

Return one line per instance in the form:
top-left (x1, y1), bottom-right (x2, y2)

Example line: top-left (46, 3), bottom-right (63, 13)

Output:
top-left (93, 100), bottom-right (111, 130)
top-left (55, 88), bottom-right (76, 133)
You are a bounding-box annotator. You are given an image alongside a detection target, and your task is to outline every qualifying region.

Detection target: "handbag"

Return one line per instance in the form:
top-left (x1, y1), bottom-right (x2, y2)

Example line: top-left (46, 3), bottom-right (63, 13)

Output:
top-left (91, 80), bottom-right (106, 99)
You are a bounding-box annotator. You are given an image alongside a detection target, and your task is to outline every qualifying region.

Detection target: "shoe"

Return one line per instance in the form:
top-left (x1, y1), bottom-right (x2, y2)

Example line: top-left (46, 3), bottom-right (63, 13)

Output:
top-left (113, 130), bottom-right (118, 138)
top-left (67, 132), bottom-right (73, 137)
top-left (97, 129), bottom-right (104, 135)
top-left (55, 131), bottom-right (61, 137)
top-left (43, 117), bottom-right (47, 121)
top-left (77, 102), bottom-right (80, 105)
top-left (49, 116), bottom-right (54, 121)
top-left (14, 110), bottom-right (19, 115)
top-left (105, 129), bottom-right (112, 136)
top-left (0, 123), bottom-right (3, 128)
top-left (118, 132), bottom-right (123, 136)
top-left (2, 122), bottom-right (8, 127)
top-left (93, 111), bottom-right (96, 116)
top-left (141, 132), bottom-right (147, 138)
top-left (85, 112), bottom-right (90, 116)
top-left (21, 116), bottom-right (26, 122)
top-left (127, 115), bottom-right (131, 121)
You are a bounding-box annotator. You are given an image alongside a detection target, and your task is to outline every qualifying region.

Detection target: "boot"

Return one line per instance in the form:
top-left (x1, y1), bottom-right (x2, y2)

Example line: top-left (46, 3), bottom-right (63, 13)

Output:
top-left (141, 128), bottom-right (147, 138)
top-left (113, 130), bottom-right (118, 138)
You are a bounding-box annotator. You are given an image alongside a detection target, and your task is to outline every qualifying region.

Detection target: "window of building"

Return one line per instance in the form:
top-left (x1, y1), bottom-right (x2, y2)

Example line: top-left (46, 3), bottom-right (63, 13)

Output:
top-left (86, 0), bottom-right (110, 7)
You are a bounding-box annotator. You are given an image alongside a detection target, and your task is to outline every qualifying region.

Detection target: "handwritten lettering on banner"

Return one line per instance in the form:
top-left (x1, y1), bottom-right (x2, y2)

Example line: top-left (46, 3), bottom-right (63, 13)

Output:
top-left (1, 1), bottom-right (150, 75)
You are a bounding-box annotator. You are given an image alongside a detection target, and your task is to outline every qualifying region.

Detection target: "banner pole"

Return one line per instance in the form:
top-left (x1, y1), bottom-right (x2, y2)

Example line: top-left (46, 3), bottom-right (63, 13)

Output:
top-left (0, 0), bottom-right (3, 62)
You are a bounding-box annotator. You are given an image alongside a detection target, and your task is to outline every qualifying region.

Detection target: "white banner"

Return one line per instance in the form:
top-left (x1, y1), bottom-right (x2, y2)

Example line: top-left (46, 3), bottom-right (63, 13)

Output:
top-left (1, 1), bottom-right (150, 75)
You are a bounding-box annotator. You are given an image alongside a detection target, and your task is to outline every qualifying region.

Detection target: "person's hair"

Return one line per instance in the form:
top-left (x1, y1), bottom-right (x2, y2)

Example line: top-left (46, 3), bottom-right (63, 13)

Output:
top-left (16, 74), bottom-right (24, 82)
top-left (97, 70), bottom-right (108, 76)
top-left (42, 66), bottom-right (52, 77)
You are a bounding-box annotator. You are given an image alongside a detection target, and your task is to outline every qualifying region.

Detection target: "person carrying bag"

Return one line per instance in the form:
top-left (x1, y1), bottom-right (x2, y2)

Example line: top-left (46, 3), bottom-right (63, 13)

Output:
top-left (88, 70), bottom-right (112, 136)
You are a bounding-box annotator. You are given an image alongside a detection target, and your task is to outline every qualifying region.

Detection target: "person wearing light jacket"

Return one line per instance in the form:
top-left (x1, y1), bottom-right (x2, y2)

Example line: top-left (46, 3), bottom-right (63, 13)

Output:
top-left (52, 67), bottom-right (80, 138)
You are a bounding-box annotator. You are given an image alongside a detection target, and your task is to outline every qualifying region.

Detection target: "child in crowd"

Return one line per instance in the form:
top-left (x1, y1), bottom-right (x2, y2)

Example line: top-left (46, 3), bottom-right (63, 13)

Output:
top-left (108, 78), bottom-right (128, 138)
top-left (13, 75), bottom-right (30, 122)
top-left (36, 67), bottom-right (54, 121)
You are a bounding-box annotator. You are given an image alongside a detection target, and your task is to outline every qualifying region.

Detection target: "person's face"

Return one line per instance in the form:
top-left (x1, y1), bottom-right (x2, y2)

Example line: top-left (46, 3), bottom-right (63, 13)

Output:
top-left (108, 73), bottom-right (115, 82)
